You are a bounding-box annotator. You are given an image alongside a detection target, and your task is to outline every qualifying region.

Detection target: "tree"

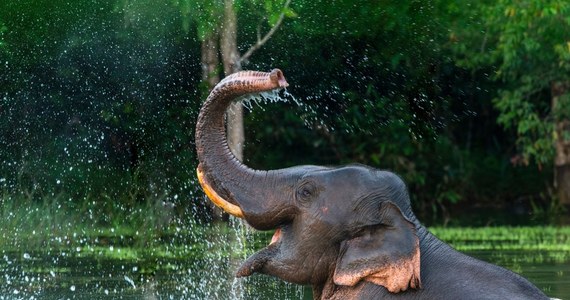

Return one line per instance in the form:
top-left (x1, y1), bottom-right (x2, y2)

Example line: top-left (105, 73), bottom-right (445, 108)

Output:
top-left (453, 0), bottom-right (570, 206)
top-left (177, 0), bottom-right (292, 160)
top-left (223, 0), bottom-right (294, 160)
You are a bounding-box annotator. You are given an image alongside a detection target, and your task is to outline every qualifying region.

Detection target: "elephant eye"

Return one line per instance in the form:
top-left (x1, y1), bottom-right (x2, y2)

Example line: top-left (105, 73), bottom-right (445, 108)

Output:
top-left (297, 182), bottom-right (317, 202)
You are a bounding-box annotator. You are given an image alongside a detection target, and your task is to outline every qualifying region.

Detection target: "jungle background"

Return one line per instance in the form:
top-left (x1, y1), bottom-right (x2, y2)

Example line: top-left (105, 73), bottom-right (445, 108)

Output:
top-left (1, 0), bottom-right (569, 227)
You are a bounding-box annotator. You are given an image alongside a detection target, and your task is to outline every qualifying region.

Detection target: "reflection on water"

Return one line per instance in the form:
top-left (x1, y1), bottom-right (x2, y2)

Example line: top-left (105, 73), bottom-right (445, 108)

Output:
top-left (0, 226), bottom-right (568, 299)
top-left (0, 249), bottom-right (309, 299)
top-left (467, 250), bottom-right (570, 299)
top-left (0, 220), bottom-right (311, 300)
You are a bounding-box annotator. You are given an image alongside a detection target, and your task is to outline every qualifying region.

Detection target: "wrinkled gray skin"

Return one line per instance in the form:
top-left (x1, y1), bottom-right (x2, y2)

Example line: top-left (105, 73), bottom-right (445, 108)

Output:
top-left (195, 69), bottom-right (549, 299)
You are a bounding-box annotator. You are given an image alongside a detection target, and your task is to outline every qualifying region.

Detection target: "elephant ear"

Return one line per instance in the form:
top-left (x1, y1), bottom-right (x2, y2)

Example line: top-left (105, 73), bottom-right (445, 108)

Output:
top-left (333, 201), bottom-right (421, 293)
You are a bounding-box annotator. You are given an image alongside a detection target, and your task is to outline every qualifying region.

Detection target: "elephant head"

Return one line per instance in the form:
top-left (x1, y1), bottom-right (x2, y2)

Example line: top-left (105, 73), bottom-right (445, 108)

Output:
top-left (195, 69), bottom-right (421, 295)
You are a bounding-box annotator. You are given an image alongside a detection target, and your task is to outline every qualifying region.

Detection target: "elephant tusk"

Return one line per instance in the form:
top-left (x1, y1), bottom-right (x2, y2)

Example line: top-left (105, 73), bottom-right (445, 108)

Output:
top-left (196, 168), bottom-right (244, 218)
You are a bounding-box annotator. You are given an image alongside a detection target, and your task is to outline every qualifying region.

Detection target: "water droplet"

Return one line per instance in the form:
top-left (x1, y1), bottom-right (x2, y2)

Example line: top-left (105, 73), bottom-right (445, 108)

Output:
top-left (124, 275), bottom-right (136, 288)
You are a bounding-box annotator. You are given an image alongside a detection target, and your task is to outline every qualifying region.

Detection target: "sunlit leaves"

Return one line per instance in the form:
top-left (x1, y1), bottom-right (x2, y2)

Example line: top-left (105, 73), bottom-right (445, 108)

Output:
top-left (173, 0), bottom-right (295, 42)
top-left (243, 0), bottom-right (295, 25)
top-left (239, 0), bottom-right (295, 27)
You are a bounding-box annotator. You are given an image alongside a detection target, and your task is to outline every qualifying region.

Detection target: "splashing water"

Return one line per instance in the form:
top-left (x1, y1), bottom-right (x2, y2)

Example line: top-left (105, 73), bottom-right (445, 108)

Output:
top-left (224, 88), bottom-right (307, 299)
top-left (237, 88), bottom-right (302, 113)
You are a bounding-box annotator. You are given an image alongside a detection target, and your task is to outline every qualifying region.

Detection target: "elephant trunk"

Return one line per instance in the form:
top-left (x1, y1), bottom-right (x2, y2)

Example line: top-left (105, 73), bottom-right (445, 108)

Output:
top-left (195, 69), bottom-right (294, 229)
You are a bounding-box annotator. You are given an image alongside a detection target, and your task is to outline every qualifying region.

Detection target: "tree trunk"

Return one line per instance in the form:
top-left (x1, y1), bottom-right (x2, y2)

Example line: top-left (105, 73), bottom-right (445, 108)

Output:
top-left (552, 81), bottom-right (570, 206)
top-left (201, 32), bottom-right (220, 89)
top-left (220, 0), bottom-right (244, 161)
top-left (200, 32), bottom-right (226, 221)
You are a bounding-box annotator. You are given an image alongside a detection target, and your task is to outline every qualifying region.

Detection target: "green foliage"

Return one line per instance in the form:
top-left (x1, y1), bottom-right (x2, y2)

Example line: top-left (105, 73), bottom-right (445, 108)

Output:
top-left (174, 0), bottom-right (295, 41)
top-left (245, 0), bottom-right (296, 26)
top-left (453, 0), bottom-right (570, 165)
top-left (245, 0), bottom-right (555, 216)
top-left (0, 0), bottom-right (202, 190)
top-left (430, 226), bottom-right (570, 254)
top-left (0, 21), bottom-right (7, 51)
top-left (0, 0), bottom-right (565, 225)
top-left (555, 93), bottom-right (570, 120)
top-left (175, 0), bottom-right (224, 39)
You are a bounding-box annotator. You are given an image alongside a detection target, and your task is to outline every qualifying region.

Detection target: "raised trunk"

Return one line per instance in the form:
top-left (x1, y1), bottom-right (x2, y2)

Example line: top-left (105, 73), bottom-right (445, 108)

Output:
top-left (552, 81), bottom-right (570, 206)
top-left (195, 69), bottom-right (291, 229)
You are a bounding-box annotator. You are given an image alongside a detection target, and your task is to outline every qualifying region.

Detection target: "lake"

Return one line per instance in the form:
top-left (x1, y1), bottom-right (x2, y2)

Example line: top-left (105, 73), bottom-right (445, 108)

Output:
top-left (1, 224), bottom-right (568, 299)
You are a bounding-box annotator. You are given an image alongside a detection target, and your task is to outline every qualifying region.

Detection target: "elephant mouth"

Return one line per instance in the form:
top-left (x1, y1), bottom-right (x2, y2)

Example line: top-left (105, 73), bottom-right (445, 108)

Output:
top-left (197, 168), bottom-right (285, 277)
top-left (236, 226), bottom-right (284, 278)
top-left (270, 227), bottom-right (282, 245)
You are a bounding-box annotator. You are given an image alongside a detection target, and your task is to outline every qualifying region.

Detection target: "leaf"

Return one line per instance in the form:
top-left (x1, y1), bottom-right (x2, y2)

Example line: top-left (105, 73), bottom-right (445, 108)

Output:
top-left (283, 7), bottom-right (297, 18)
top-left (268, 13), bottom-right (280, 27)
top-left (505, 6), bottom-right (516, 17)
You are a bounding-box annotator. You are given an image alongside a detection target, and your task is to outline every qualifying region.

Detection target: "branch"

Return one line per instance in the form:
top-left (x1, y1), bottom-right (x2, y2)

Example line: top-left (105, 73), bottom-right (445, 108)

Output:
top-left (239, 0), bottom-right (291, 65)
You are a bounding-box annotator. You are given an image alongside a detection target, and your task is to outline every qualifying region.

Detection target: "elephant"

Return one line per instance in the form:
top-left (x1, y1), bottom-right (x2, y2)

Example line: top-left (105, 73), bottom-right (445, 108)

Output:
top-left (194, 69), bottom-right (549, 299)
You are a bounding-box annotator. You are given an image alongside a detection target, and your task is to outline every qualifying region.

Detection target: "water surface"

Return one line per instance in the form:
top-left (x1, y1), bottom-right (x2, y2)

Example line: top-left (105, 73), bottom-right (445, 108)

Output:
top-left (1, 226), bottom-right (568, 299)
